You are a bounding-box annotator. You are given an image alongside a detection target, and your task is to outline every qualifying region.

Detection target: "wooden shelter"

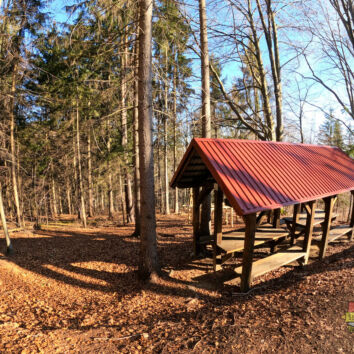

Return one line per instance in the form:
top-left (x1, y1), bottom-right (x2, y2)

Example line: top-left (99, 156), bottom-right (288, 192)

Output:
top-left (170, 138), bottom-right (354, 292)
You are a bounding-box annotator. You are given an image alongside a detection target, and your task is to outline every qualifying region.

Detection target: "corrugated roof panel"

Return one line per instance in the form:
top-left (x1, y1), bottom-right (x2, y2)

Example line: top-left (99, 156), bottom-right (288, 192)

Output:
top-left (170, 138), bottom-right (354, 215)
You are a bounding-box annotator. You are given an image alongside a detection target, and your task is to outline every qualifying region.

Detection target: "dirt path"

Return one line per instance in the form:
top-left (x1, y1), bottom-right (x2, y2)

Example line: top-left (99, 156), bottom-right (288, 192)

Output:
top-left (0, 215), bottom-right (353, 353)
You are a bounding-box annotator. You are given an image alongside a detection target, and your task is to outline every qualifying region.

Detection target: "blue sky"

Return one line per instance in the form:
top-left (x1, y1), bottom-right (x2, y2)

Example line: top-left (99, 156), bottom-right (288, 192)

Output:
top-left (46, 0), bottom-right (352, 143)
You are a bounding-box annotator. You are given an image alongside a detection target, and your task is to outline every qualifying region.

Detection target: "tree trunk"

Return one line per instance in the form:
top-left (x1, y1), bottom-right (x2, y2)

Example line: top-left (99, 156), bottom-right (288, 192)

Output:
top-left (107, 121), bottom-right (115, 220)
top-left (10, 68), bottom-right (22, 227)
top-left (163, 48), bottom-right (170, 215)
top-left (58, 186), bottom-right (63, 215)
top-left (255, 0), bottom-right (282, 141)
top-left (75, 102), bottom-right (87, 228)
top-left (249, 0), bottom-right (275, 141)
top-left (173, 60), bottom-right (179, 214)
top-left (121, 33), bottom-right (135, 224)
top-left (133, 37), bottom-right (141, 236)
top-left (0, 182), bottom-right (12, 254)
top-left (51, 175), bottom-right (58, 216)
top-left (156, 110), bottom-right (163, 213)
top-left (65, 168), bottom-right (72, 215)
top-left (72, 130), bottom-right (78, 217)
top-left (270, 6), bottom-right (283, 141)
top-left (138, 0), bottom-right (160, 279)
top-left (199, 0), bottom-right (211, 236)
top-left (119, 169), bottom-right (126, 225)
top-left (87, 125), bottom-right (94, 216)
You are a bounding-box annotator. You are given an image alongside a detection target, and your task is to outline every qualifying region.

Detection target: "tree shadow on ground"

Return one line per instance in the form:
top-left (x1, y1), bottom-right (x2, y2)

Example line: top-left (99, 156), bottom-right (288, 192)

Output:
top-left (0, 221), bottom-right (353, 305)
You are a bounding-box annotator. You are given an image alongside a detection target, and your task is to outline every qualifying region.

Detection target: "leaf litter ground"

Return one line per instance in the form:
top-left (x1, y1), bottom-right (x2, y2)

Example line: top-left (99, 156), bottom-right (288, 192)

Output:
top-left (0, 214), bottom-right (353, 353)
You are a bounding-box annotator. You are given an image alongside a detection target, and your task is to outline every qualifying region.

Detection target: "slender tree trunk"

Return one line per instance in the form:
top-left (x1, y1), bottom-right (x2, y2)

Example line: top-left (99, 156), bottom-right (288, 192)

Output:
top-left (100, 186), bottom-right (105, 213)
top-left (270, 7), bottom-right (283, 141)
top-left (255, 0), bottom-right (282, 141)
top-left (156, 113), bottom-right (163, 212)
top-left (173, 60), bottom-right (179, 214)
top-left (87, 125), bottom-right (94, 217)
top-left (119, 170), bottom-right (126, 225)
top-left (58, 186), bottom-right (63, 215)
top-left (65, 172), bottom-right (72, 215)
top-left (75, 102), bottom-right (87, 228)
top-left (51, 175), bottom-right (58, 216)
top-left (163, 48), bottom-right (170, 215)
top-left (72, 130), bottom-right (78, 217)
top-left (10, 68), bottom-right (22, 227)
top-left (108, 169), bottom-right (114, 219)
top-left (199, 0), bottom-right (211, 236)
top-left (107, 120), bottom-right (115, 220)
top-left (0, 182), bottom-right (12, 254)
top-left (138, 0), bottom-right (160, 279)
top-left (133, 37), bottom-right (141, 236)
top-left (249, 0), bottom-right (275, 141)
top-left (121, 35), bottom-right (135, 223)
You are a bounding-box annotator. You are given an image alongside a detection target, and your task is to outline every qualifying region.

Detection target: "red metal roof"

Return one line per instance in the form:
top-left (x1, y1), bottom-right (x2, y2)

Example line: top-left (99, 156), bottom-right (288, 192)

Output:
top-left (170, 138), bottom-right (354, 215)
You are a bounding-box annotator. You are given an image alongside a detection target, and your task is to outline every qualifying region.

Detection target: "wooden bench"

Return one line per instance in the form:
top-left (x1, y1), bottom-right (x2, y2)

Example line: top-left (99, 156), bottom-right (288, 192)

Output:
top-left (218, 226), bottom-right (288, 254)
top-left (234, 245), bottom-right (306, 280)
top-left (312, 224), bottom-right (353, 259)
top-left (283, 209), bottom-right (338, 228)
top-left (212, 225), bottom-right (289, 271)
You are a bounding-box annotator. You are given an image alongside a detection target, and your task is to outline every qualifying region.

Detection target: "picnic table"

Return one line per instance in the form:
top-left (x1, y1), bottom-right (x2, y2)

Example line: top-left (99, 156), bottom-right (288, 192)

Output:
top-left (283, 209), bottom-right (338, 228)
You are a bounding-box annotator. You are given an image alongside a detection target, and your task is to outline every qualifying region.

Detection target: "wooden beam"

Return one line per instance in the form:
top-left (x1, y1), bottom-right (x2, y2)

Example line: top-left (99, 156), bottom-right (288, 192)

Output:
top-left (256, 211), bottom-right (267, 227)
top-left (303, 203), bottom-right (311, 216)
top-left (272, 208), bottom-right (281, 228)
top-left (192, 186), bottom-right (200, 256)
top-left (303, 200), bottom-right (316, 264)
top-left (319, 196), bottom-right (336, 259)
top-left (197, 181), bottom-right (214, 207)
top-left (214, 187), bottom-right (223, 245)
top-left (290, 204), bottom-right (301, 246)
top-left (213, 186), bottom-right (223, 271)
top-left (240, 213), bottom-right (257, 293)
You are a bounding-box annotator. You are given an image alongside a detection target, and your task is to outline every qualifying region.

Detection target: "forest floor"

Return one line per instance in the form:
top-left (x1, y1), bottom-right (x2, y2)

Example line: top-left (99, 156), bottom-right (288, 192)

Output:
top-left (0, 213), bottom-right (353, 353)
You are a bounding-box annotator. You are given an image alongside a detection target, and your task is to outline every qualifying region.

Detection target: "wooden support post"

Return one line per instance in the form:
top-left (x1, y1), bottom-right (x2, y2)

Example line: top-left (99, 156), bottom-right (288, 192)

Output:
top-left (196, 181), bottom-right (214, 207)
top-left (272, 208), bottom-right (281, 228)
top-left (349, 192), bottom-right (354, 241)
top-left (256, 211), bottom-right (267, 227)
top-left (192, 186), bottom-right (200, 256)
top-left (290, 203), bottom-right (301, 245)
top-left (267, 210), bottom-right (272, 223)
top-left (350, 191), bottom-right (354, 227)
top-left (240, 213), bottom-right (257, 293)
top-left (319, 196), bottom-right (336, 259)
top-left (213, 186), bottom-right (223, 271)
top-left (303, 201), bottom-right (316, 264)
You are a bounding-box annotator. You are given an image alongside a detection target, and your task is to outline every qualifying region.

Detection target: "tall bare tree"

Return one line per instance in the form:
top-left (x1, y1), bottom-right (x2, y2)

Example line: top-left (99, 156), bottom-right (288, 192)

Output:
top-left (199, 0), bottom-right (212, 237)
top-left (301, 0), bottom-right (353, 131)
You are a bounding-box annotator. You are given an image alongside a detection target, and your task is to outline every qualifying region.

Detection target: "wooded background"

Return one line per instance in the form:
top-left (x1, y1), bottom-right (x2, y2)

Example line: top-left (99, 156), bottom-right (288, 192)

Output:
top-left (0, 0), bottom-right (353, 239)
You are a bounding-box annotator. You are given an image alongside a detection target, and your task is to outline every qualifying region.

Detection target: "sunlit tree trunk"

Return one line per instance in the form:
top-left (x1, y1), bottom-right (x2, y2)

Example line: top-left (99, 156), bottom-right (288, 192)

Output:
top-left (138, 0), bottom-right (160, 279)
top-left (199, 0), bottom-right (211, 236)
top-left (163, 48), bottom-right (170, 215)
top-left (106, 120), bottom-right (114, 220)
top-left (173, 60), bottom-right (179, 214)
top-left (87, 125), bottom-right (94, 217)
top-left (10, 67), bottom-right (22, 227)
top-left (75, 102), bottom-right (87, 228)
top-left (0, 182), bottom-right (12, 254)
top-left (121, 34), bottom-right (135, 223)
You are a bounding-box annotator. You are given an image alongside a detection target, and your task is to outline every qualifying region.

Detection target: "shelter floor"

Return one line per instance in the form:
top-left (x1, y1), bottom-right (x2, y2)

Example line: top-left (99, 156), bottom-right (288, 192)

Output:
top-left (0, 214), bottom-right (353, 353)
